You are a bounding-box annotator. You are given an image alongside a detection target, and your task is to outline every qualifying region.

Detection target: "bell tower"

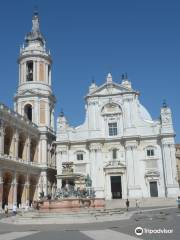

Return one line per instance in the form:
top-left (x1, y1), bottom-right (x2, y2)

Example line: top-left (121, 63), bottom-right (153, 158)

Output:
top-left (14, 11), bottom-right (55, 130)
top-left (14, 11), bottom-right (56, 196)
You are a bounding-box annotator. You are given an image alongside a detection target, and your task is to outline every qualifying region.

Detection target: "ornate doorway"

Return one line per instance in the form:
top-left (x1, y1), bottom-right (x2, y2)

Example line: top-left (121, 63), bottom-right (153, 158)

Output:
top-left (110, 176), bottom-right (122, 199)
top-left (149, 181), bottom-right (158, 197)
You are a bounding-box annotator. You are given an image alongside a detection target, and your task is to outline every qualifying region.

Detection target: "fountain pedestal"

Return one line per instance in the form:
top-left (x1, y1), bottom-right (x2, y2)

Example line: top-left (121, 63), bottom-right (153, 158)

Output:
top-left (38, 198), bottom-right (105, 212)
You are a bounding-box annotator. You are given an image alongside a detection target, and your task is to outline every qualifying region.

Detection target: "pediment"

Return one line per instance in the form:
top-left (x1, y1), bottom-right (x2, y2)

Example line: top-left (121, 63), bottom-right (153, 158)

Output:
top-left (87, 82), bottom-right (132, 97)
top-left (104, 161), bottom-right (126, 169)
top-left (145, 169), bottom-right (160, 177)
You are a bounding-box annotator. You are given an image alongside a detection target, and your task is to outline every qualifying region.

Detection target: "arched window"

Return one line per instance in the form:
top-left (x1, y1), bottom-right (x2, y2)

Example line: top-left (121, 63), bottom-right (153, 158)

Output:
top-left (26, 61), bottom-right (33, 81)
top-left (24, 104), bottom-right (32, 121)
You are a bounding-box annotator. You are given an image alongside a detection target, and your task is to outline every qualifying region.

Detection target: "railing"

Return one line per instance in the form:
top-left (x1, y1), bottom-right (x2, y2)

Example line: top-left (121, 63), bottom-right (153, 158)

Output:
top-left (0, 153), bottom-right (40, 168)
top-left (0, 102), bottom-right (38, 129)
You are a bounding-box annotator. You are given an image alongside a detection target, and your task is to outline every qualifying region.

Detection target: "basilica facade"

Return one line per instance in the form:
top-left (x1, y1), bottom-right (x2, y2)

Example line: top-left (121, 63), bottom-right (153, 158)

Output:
top-left (0, 13), bottom-right (179, 210)
top-left (56, 73), bottom-right (179, 199)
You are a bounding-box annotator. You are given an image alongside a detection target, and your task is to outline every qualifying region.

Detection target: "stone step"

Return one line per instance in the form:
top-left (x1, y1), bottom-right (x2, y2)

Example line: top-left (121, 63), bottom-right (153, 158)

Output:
top-left (18, 208), bottom-right (124, 219)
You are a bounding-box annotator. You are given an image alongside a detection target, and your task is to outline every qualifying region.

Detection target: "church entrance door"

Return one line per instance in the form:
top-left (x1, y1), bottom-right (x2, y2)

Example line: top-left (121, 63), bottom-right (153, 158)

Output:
top-left (150, 181), bottom-right (158, 197)
top-left (110, 176), bottom-right (122, 199)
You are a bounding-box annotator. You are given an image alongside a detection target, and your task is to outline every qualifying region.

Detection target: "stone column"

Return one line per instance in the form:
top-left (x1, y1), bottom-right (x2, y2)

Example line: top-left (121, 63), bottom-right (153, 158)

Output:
top-left (12, 172), bottom-right (17, 206)
top-left (0, 120), bottom-right (5, 155)
top-left (161, 140), bottom-right (179, 197)
top-left (37, 61), bottom-right (39, 82)
top-left (8, 180), bottom-right (14, 209)
top-left (125, 141), bottom-right (140, 197)
top-left (26, 137), bottom-right (31, 162)
top-left (125, 145), bottom-right (134, 188)
top-left (19, 64), bottom-right (21, 85)
top-left (13, 130), bottom-right (19, 159)
top-left (105, 174), bottom-right (111, 200)
top-left (23, 62), bottom-right (26, 82)
top-left (0, 169), bottom-right (3, 210)
top-left (40, 171), bottom-right (48, 196)
top-left (89, 148), bottom-right (96, 187)
top-left (20, 63), bottom-right (23, 83)
top-left (34, 142), bottom-right (38, 163)
top-left (45, 63), bottom-right (48, 84)
top-left (25, 177), bottom-right (30, 206)
top-left (40, 135), bottom-right (48, 165)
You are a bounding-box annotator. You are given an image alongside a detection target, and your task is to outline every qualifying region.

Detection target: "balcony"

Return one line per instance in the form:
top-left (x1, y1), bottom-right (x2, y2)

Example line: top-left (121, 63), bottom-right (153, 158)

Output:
top-left (0, 153), bottom-right (40, 169)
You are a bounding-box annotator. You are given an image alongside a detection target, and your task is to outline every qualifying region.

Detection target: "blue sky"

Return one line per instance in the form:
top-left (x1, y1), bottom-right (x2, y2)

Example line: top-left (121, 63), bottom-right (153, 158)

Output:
top-left (0, 0), bottom-right (180, 142)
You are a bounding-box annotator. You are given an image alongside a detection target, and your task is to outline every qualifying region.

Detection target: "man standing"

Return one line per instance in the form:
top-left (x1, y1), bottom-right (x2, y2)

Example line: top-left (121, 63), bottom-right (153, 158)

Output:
top-left (126, 199), bottom-right (130, 211)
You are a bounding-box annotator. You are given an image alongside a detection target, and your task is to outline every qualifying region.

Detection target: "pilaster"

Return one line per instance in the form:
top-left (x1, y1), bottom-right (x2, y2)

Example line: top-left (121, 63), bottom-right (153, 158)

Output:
top-left (13, 130), bottom-right (19, 159)
top-left (12, 172), bottom-right (17, 206)
top-left (0, 120), bottom-right (5, 155)
top-left (25, 175), bottom-right (30, 206)
top-left (125, 141), bottom-right (141, 197)
top-left (0, 169), bottom-right (3, 210)
top-left (26, 136), bottom-right (31, 162)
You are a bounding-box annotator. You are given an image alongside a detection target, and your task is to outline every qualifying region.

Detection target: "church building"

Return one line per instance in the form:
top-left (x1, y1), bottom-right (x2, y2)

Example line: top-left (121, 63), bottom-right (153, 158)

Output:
top-left (56, 73), bottom-right (179, 199)
top-left (0, 12), bottom-right (179, 211)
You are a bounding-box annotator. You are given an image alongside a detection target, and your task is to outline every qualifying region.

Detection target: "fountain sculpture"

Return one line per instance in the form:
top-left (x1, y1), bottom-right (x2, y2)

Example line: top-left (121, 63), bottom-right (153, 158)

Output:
top-left (37, 163), bottom-right (105, 212)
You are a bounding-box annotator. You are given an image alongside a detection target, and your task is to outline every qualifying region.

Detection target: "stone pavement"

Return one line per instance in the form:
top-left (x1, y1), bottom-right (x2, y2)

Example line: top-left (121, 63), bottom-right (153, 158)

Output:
top-left (105, 197), bottom-right (177, 209)
top-left (0, 229), bottom-right (141, 240)
top-left (0, 198), bottom-right (177, 225)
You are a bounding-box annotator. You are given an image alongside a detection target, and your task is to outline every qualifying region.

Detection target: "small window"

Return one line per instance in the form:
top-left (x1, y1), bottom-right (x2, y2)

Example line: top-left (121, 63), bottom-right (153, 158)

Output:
top-left (26, 61), bottom-right (33, 81)
top-left (77, 153), bottom-right (83, 160)
top-left (112, 149), bottom-right (117, 159)
top-left (147, 149), bottom-right (154, 157)
top-left (108, 122), bottom-right (117, 136)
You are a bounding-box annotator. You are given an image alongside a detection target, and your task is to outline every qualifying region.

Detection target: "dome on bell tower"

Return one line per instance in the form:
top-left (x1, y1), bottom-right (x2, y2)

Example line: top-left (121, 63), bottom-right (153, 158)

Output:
top-left (25, 11), bottom-right (45, 48)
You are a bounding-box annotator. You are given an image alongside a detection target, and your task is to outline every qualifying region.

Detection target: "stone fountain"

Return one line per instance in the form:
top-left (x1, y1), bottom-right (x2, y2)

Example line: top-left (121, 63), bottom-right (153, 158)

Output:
top-left (37, 162), bottom-right (105, 212)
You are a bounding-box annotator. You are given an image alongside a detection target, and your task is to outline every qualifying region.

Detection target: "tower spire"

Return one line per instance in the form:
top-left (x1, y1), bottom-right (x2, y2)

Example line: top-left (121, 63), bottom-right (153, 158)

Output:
top-left (25, 11), bottom-right (45, 47)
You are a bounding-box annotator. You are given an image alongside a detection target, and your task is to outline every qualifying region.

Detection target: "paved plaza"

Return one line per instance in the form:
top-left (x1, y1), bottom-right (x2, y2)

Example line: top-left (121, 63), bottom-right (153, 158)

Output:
top-left (0, 198), bottom-right (179, 240)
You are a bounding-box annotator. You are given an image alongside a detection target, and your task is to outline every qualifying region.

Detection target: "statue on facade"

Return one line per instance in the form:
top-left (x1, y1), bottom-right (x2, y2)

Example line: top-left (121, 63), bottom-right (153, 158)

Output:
top-left (85, 174), bottom-right (92, 187)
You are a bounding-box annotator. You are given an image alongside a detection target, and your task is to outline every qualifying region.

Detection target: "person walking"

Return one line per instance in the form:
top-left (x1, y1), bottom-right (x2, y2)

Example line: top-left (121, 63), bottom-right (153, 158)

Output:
top-left (4, 204), bottom-right (8, 217)
top-left (126, 199), bottom-right (129, 211)
top-left (136, 199), bottom-right (139, 209)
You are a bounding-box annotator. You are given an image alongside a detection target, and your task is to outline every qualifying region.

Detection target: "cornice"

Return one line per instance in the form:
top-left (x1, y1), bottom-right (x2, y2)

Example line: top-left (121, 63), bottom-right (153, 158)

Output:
top-left (17, 53), bottom-right (52, 64)
top-left (14, 91), bottom-right (56, 103)
top-left (85, 90), bottom-right (139, 100)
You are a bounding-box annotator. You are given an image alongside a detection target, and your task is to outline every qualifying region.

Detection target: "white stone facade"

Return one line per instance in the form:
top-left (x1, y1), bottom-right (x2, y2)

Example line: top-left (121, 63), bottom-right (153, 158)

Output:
top-left (0, 12), bottom-right (179, 210)
top-left (56, 73), bottom-right (180, 199)
top-left (0, 13), bottom-right (56, 209)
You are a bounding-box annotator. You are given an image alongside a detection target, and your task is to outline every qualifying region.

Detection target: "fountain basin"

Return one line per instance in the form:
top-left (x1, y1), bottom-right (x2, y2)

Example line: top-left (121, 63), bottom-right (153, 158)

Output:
top-left (38, 198), bottom-right (105, 212)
